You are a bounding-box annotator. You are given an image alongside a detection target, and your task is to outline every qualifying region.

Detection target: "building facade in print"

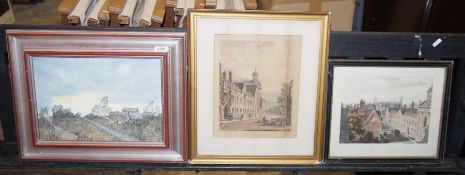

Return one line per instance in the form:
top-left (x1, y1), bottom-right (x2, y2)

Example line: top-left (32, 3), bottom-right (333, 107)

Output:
top-left (364, 110), bottom-right (383, 139)
top-left (384, 86), bottom-right (432, 142)
top-left (342, 86), bottom-right (432, 143)
top-left (345, 100), bottom-right (383, 142)
top-left (218, 63), bottom-right (265, 121)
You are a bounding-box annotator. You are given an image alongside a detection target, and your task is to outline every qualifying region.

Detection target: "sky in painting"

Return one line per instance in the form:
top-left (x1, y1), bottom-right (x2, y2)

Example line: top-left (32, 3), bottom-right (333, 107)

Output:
top-left (32, 56), bottom-right (162, 116)
top-left (335, 67), bottom-right (434, 105)
top-left (215, 34), bottom-right (302, 107)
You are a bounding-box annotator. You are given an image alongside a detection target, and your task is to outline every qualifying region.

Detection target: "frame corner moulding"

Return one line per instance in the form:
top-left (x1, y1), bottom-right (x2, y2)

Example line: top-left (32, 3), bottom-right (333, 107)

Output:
top-left (7, 29), bottom-right (188, 162)
top-left (324, 59), bottom-right (452, 164)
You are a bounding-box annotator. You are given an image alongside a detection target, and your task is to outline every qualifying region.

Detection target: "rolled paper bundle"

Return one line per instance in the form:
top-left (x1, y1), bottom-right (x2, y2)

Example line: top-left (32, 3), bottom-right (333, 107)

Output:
top-left (86, 18), bottom-right (99, 26)
top-left (265, 0), bottom-right (321, 12)
top-left (175, 0), bottom-right (187, 11)
top-left (216, 0), bottom-right (244, 9)
top-left (58, 0), bottom-right (78, 25)
top-left (175, 0), bottom-right (195, 28)
top-left (136, 0), bottom-right (157, 27)
top-left (87, 0), bottom-right (107, 26)
top-left (97, 0), bottom-right (112, 26)
top-left (215, 0), bottom-right (225, 9)
top-left (166, 0), bottom-right (177, 7)
top-left (131, 0), bottom-right (144, 26)
top-left (118, 0), bottom-right (139, 26)
top-left (205, 0), bottom-right (216, 9)
top-left (243, 0), bottom-right (257, 10)
top-left (68, 0), bottom-right (94, 25)
top-left (151, 0), bottom-right (166, 27)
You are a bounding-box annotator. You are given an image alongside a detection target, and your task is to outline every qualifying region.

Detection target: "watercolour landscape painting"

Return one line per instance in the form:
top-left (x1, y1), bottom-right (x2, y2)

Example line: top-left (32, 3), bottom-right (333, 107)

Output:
top-left (327, 63), bottom-right (450, 159)
top-left (32, 56), bottom-right (164, 143)
top-left (213, 34), bottom-right (302, 138)
top-left (338, 75), bottom-right (433, 144)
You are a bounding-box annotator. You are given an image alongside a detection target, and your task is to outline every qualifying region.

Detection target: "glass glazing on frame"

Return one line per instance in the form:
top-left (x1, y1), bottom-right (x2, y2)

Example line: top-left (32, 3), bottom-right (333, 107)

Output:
top-left (327, 63), bottom-right (449, 159)
top-left (213, 34), bottom-right (302, 138)
top-left (31, 56), bottom-right (164, 143)
top-left (339, 75), bottom-right (433, 144)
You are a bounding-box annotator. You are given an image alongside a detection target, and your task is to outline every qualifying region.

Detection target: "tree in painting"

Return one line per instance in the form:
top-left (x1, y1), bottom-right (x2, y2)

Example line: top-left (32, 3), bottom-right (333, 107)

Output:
top-left (33, 57), bottom-right (164, 143)
top-left (277, 80), bottom-right (293, 127)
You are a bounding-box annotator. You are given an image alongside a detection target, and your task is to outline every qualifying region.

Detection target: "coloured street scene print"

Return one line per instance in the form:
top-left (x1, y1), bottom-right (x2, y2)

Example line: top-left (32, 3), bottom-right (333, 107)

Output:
top-left (32, 57), bottom-right (164, 142)
top-left (339, 75), bottom-right (433, 144)
top-left (213, 34), bottom-right (302, 138)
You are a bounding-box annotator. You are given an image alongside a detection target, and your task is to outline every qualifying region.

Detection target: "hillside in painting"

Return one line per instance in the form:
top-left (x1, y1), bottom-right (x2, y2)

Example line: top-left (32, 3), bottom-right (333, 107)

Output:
top-left (38, 105), bottom-right (163, 142)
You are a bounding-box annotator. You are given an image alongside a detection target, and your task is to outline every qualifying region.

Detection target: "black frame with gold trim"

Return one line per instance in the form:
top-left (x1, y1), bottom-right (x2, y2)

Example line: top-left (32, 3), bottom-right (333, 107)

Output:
top-left (324, 60), bottom-right (453, 164)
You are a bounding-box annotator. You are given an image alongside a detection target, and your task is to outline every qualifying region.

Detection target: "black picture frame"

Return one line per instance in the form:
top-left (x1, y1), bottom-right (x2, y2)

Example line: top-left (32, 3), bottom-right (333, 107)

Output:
top-left (324, 60), bottom-right (453, 164)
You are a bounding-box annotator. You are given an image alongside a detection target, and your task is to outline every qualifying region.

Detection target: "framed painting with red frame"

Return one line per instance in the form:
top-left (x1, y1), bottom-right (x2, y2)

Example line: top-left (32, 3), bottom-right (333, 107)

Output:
top-left (7, 29), bottom-right (187, 162)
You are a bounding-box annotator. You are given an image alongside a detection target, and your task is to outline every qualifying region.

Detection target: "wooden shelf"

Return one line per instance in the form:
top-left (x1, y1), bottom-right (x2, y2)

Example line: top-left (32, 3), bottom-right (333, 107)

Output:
top-left (0, 141), bottom-right (460, 173)
top-left (0, 25), bottom-right (464, 174)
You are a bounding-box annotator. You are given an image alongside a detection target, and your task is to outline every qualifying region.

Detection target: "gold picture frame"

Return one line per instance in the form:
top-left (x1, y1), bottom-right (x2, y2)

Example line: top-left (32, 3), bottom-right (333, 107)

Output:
top-left (188, 10), bottom-right (330, 164)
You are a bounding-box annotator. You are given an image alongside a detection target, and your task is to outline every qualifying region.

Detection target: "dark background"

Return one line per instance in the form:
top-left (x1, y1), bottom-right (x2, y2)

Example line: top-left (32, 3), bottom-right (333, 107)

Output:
top-left (362, 0), bottom-right (465, 33)
top-left (1, 0), bottom-right (465, 174)
top-left (0, 0), bottom-right (10, 16)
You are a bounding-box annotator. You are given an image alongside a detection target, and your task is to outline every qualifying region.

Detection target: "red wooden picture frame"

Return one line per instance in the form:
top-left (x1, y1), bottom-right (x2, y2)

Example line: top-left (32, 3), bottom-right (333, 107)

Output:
top-left (7, 29), bottom-right (187, 162)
